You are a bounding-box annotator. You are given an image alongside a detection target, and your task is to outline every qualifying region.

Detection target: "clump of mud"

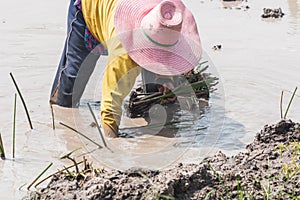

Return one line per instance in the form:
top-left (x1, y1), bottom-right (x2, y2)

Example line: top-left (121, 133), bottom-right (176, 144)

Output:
top-left (25, 120), bottom-right (300, 199)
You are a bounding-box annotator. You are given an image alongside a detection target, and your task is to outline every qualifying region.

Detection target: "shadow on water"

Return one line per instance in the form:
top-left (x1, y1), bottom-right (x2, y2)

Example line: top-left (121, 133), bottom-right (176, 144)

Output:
top-left (80, 94), bottom-right (247, 154)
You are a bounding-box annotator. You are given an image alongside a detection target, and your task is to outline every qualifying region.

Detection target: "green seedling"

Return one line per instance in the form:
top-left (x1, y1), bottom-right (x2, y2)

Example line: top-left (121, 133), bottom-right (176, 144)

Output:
top-left (204, 190), bottom-right (225, 200)
top-left (12, 93), bottom-right (16, 159)
top-left (60, 147), bottom-right (82, 173)
top-left (280, 90), bottom-right (284, 119)
top-left (0, 133), bottom-right (6, 160)
top-left (34, 160), bottom-right (84, 188)
top-left (27, 162), bottom-right (53, 190)
top-left (63, 166), bottom-right (75, 177)
top-left (10, 72), bottom-right (33, 129)
top-left (50, 102), bottom-right (55, 130)
top-left (276, 143), bottom-right (289, 157)
top-left (283, 86), bottom-right (298, 119)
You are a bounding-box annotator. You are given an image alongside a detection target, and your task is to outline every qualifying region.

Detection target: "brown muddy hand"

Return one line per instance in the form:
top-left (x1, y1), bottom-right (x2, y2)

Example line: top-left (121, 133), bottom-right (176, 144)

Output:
top-left (158, 82), bottom-right (177, 104)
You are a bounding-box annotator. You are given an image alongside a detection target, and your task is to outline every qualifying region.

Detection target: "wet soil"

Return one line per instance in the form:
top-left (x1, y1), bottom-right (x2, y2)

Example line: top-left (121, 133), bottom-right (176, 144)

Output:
top-left (25, 120), bottom-right (300, 199)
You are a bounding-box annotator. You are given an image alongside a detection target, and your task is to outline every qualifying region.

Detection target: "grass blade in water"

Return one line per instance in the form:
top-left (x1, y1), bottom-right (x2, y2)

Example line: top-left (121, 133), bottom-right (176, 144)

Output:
top-left (50, 103), bottom-right (55, 130)
top-left (284, 86), bottom-right (298, 119)
top-left (280, 90), bottom-right (284, 119)
top-left (13, 93), bottom-right (17, 159)
top-left (87, 103), bottom-right (107, 148)
top-left (60, 147), bottom-right (82, 159)
top-left (0, 133), bottom-right (6, 160)
top-left (9, 72), bottom-right (33, 129)
top-left (27, 162), bottom-right (53, 190)
top-left (59, 122), bottom-right (103, 149)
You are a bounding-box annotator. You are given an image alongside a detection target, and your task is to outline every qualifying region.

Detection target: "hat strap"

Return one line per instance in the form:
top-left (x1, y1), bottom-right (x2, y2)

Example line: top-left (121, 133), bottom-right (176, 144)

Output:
top-left (142, 28), bottom-right (178, 47)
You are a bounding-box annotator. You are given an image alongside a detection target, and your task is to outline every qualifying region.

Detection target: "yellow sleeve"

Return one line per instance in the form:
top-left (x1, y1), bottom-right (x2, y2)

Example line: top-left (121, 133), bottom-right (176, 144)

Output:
top-left (83, 0), bottom-right (141, 134)
top-left (82, 0), bottom-right (119, 46)
top-left (101, 39), bottom-right (141, 133)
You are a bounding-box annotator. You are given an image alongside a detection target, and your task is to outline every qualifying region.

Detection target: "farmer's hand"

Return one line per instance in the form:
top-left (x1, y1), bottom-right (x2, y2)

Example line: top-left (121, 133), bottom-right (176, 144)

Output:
top-left (100, 53), bottom-right (140, 139)
top-left (102, 124), bottom-right (118, 138)
top-left (158, 82), bottom-right (177, 104)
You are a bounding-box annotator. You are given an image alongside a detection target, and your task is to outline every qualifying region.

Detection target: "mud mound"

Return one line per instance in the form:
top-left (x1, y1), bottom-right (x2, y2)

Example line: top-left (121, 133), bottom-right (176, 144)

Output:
top-left (25, 120), bottom-right (300, 199)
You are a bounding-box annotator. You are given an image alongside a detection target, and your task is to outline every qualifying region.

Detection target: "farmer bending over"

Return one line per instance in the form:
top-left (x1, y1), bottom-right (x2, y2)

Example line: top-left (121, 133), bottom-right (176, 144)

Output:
top-left (50, 0), bottom-right (202, 138)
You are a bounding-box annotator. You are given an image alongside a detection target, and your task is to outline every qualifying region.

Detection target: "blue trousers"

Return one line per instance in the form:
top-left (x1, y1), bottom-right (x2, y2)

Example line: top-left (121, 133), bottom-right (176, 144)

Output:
top-left (50, 0), bottom-right (100, 107)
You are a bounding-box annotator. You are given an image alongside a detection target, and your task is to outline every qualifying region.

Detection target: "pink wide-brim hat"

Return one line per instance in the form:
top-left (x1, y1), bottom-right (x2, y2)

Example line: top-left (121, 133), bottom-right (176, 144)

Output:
top-left (114, 0), bottom-right (202, 76)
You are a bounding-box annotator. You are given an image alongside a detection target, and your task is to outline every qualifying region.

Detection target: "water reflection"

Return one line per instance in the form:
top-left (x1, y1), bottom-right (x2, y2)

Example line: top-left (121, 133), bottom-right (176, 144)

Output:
top-left (221, 0), bottom-right (249, 11)
top-left (73, 85), bottom-right (248, 170)
top-left (288, 0), bottom-right (300, 34)
top-left (288, 0), bottom-right (300, 18)
top-left (222, 0), bottom-right (242, 9)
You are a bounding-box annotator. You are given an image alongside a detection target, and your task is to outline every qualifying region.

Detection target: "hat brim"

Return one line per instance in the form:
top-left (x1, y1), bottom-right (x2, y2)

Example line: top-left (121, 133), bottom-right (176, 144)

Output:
top-left (115, 0), bottom-right (202, 76)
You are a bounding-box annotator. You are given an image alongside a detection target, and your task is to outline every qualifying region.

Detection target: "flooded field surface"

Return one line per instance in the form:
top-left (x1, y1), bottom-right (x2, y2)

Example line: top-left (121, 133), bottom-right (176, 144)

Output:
top-left (0, 0), bottom-right (299, 199)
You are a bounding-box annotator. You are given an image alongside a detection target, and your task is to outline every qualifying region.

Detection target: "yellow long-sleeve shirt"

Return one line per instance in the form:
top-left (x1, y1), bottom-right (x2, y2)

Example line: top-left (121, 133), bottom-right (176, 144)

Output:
top-left (82, 0), bottom-right (141, 134)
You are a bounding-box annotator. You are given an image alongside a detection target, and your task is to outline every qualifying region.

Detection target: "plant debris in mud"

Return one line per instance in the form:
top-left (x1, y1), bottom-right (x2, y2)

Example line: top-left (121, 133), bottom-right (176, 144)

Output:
top-left (261, 8), bottom-right (285, 19)
top-left (25, 119), bottom-right (300, 200)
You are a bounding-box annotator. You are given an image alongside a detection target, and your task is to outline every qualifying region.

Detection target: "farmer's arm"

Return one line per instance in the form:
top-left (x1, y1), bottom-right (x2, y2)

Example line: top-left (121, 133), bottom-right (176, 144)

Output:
top-left (82, 0), bottom-right (141, 137)
top-left (100, 37), bottom-right (141, 137)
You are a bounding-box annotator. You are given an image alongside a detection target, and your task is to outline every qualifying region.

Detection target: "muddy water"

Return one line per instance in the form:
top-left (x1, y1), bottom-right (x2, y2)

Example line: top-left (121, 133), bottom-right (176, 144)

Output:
top-left (0, 0), bottom-right (300, 199)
